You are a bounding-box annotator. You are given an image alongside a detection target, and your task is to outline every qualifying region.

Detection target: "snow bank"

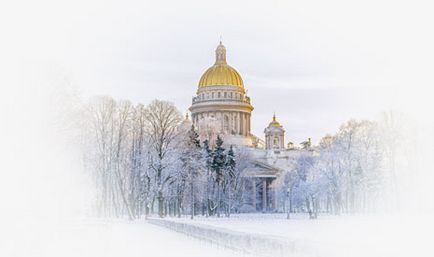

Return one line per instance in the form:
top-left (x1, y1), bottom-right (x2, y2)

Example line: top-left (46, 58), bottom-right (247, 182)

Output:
top-left (1, 219), bottom-right (255, 257)
top-left (148, 218), bottom-right (316, 257)
top-left (148, 214), bottom-right (434, 257)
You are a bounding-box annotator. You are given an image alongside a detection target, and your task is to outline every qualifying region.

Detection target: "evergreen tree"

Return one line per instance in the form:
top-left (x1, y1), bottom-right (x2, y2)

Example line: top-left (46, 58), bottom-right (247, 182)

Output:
top-left (187, 124), bottom-right (201, 148)
top-left (180, 125), bottom-right (204, 219)
top-left (211, 135), bottom-right (226, 217)
top-left (225, 145), bottom-right (236, 217)
top-left (226, 145), bottom-right (236, 177)
top-left (202, 139), bottom-right (213, 216)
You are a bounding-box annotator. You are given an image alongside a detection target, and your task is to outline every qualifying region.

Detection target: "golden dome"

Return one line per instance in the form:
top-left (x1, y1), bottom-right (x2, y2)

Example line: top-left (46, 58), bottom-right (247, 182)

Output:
top-left (198, 42), bottom-right (244, 88)
top-left (269, 113), bottom-right (281, 127)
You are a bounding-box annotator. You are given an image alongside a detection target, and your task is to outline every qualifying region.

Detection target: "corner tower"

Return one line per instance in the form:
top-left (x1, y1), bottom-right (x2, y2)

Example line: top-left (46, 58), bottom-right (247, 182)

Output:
top-left (189, 42), bottom-right (254, 146)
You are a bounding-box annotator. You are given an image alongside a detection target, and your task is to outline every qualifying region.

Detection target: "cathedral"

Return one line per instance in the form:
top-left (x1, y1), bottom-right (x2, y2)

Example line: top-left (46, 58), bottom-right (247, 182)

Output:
top-left (188, 42), bottom-right (310, 212)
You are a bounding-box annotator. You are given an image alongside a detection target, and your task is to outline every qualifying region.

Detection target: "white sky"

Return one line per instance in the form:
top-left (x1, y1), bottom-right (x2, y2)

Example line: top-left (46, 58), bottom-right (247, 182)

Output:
top-left (1, 0), bottom-right (433, 143)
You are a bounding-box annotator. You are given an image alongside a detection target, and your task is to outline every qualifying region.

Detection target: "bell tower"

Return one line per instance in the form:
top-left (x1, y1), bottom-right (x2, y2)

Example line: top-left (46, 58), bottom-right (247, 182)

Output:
top-left (264, 114), bottom-right (285, 150)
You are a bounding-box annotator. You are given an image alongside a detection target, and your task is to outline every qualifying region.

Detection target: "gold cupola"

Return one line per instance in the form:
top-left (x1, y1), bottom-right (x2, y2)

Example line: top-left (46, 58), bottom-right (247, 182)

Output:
top-left (198, 41), bottom-right (244, 89)
top-left (269, 113), bottom-right (281, 127)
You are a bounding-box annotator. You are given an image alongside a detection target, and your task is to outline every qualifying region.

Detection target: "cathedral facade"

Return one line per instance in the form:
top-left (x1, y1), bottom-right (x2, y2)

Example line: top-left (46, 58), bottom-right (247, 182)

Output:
top-left (189, 42), bottom-right (307, 212)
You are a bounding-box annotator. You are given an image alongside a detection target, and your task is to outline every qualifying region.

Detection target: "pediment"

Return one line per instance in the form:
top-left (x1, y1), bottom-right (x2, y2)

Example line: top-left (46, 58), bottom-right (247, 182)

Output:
top-left (242, 160), bottom-right (283, 178)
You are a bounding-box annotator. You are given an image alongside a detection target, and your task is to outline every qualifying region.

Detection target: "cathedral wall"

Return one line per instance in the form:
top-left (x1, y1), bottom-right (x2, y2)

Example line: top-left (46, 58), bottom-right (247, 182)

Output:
top-left (192, 110), bottom-right (251, 136)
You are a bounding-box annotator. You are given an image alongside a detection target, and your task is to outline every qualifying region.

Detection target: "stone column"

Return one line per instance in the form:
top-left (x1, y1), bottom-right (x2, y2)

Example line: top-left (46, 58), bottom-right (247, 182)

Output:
top-left (236, 112), bottom-right (239, 135)
top-left (245, 113), bottom-right (248, 136)
top-left (238, 112), bottom-right (242, 135)
top-left (239, 112), bottom-right (243, 135)
top-left (246, 114), bottom-right (249, 135)
top-left (233, 112), bottom-right (237, 134)
top-left (262, 178), bottom-right (267, 212)
top-left (243, 113), bottom-right (247, 136)
top-left (247, 114), bottom-right (251, 135)
top-left (242, 113), bottom-right (245, 136)
top-left (273, 186), bottom-right (277, 211)
top-left (252, 178), bottom-right (256, 211)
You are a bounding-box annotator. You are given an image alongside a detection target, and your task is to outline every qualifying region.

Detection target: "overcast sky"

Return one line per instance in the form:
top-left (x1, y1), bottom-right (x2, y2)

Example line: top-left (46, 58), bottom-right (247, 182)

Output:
top-left (2, 0), bottom-right (433, 143)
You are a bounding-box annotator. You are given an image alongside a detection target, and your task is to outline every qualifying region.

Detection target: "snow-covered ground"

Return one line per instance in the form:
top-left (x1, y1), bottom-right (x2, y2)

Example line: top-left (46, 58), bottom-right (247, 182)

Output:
top-left (0, 218), bottom-right (255, 257)
top-left (155, 213), bottom-right (433, 257)
top-left (1, 214), bottom-right (432, 257)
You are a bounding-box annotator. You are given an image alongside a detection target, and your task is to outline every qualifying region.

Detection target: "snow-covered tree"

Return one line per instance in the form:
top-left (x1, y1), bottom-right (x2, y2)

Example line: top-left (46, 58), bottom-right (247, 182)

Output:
top-left (292, 152), bottom-right (326, 219)
top-left (129, 104), bottom-right (151, 218)
top-left (81, 95), bottom-right (399, 218)
top-left (223, 145), bottom-right (236, 217)
top-left (180, 125), bottom-right (205, 219)
top-left (144, 100), bottom-right (182, 217)
top-left (211, 135), bottom-right (226, 217)
top-left (282, 170), bottom-right (299, 219)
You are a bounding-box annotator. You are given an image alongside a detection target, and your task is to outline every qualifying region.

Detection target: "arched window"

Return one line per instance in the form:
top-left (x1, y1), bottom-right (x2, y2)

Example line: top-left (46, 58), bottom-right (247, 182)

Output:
top-left (218, 92), bottom-right (221, 98)
top-left (224, 92), bottom-right (227, 98)
top-left (273, 137), bottom-right (279, 148)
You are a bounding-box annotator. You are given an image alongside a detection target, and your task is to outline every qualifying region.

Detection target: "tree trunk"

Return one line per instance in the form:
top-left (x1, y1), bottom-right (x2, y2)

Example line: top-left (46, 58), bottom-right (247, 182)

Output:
top-left (206, 173), bottom-right (211, 217)
top-left (144, 198), bottom-right (149, 219)
top-left (217, 182), bottom-right (221, 218)
top-left (227, 181), bottom-right (231, 218)
top-left (286, 191), bottom-right (290, 220)
top-left (190, 180), bottom-right (194, 219)
top-left (158, 191), bottom-right (164, 217)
